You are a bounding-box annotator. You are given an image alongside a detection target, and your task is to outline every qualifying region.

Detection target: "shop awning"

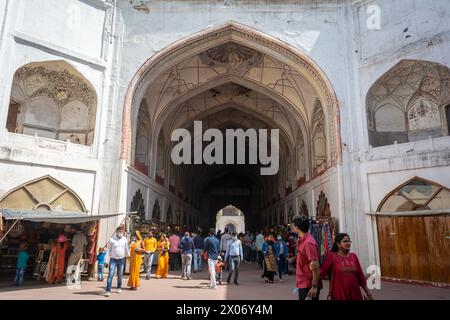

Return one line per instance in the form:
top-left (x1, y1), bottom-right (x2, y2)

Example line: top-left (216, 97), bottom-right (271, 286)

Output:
top-left (0, 209), bottom-right (124, 224)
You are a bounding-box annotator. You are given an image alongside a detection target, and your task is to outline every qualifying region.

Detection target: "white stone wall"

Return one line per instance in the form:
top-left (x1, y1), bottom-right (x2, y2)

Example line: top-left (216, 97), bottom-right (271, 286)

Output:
top-left (0, 0), bottom-right (118, 245)
top-left (0, 0), bottom-right (449, 271)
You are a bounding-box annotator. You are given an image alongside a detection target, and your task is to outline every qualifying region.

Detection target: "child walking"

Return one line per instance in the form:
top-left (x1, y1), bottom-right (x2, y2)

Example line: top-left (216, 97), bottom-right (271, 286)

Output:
top-left (215, 255), bottom-right (225, 285)
top-left (97, 247), bottom-right (107, 281)
top-left (15, 243), bottom-right (29, 286)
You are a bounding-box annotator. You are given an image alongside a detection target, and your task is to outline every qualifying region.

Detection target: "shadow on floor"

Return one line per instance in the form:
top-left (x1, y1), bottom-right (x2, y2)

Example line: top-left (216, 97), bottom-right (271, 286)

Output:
top-left (172, 285), bottom-right (209, 289)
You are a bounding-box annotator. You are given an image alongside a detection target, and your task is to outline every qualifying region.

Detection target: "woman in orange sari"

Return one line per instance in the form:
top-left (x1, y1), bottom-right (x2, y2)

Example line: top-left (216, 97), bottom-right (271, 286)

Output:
top-left (156, 233), bottom-right (170, 278)
top-left (128, 231), bottom-right (145, 290)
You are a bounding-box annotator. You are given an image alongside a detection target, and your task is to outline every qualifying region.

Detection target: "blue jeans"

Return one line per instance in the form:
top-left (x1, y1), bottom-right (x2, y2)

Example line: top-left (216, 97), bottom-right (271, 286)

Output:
top-left (193, 249), bottom-right (202, 272)
top-left (97, 264), bottom-right (105, 280)
top-left (146, 252), bottom-right (155, 277)
top-left (14, 268), bottom-right (26, 286)
top-left (106, 258), bottom-right (124, 292)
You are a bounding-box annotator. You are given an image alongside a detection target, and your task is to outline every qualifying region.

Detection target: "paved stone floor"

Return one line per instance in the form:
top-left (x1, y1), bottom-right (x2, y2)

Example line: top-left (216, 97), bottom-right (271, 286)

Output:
top-left (0, 263), bottom-right (448, 300)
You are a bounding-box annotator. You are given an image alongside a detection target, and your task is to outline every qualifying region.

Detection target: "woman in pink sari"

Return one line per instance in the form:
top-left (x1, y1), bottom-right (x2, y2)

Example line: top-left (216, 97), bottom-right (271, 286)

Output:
top-left (320, 233), bottom-right (373, 300)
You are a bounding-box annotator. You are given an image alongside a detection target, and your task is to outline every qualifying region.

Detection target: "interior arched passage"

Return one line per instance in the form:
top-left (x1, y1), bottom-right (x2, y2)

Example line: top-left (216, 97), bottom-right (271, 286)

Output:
top-left (122, 22), bottom-right (340, 231)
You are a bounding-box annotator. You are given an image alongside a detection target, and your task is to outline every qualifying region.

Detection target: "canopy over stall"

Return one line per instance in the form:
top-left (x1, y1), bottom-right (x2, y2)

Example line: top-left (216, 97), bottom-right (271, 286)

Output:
top-left (1, 209), bottom-right (123, 224)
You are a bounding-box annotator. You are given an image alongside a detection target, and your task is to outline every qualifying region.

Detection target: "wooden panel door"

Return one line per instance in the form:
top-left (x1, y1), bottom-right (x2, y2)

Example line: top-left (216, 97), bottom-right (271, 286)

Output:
top-left (423, 215), bottom-right (450, 283)
top-left (377, 216), bottom-right (400, 279)
top-left (377, 216), bottom-right (431, 282)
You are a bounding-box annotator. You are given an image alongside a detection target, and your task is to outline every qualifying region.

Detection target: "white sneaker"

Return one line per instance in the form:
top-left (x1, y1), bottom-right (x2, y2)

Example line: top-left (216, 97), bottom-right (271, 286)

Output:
top-left (209, 285), bottom-right (217, 289)
top-left (117, 288), bottom-right (122, 294)
top-left (105, 291), bottom-right (111, 297)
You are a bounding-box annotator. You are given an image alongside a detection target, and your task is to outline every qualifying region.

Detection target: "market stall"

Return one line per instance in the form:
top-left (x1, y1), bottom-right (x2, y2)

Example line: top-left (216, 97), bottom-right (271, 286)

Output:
top-left (0, 209), bottom-right (121, 285)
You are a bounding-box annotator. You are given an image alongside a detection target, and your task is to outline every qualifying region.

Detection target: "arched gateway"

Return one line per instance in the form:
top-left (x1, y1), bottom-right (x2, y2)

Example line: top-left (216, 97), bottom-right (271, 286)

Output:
top-left (122, 22), bottom-right (340, 231)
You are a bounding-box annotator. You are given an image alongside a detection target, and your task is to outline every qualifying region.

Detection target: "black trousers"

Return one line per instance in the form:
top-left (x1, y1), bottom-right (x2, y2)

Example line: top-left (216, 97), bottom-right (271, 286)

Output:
top-left (227, 256), bottom-right (241, 283)
top-left (169, 252), bottom-right (180, 270)
top-left (257, 251), bottom-right (263, 267)
top-left (298, 287), bottom-right (321, 300)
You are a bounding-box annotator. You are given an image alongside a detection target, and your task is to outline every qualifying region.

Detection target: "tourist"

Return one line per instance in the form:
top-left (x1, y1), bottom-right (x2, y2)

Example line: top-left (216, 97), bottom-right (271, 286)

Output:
top-left (275, 235), bottom-right (288, 282)
top-left (105, 226), bottom-right (130, 297)
top-left (97, 246), bottom-right (107, 281)
top-left (215, 229), bottom-right (222, 240)
top-left (204, 228), bottom-right (220, 289)
top-left (156, 233), bottom-right (170, 278)
top-left (255, 230), bottom-right (264, 268)
top-left (320, 233), bottom-right (373, 300)
top-left (193, 232), bottom-right (204, 273)
top-left (291, 216), bottom-right (322, 300)
top-left (287, 233), bottom-right (297, 274)
top-left (250, 238), bottom-right (257, 263)
top-left (261, 234), bottom-right (277, 283)
top-left (243, 231), bottom-right (253, 263)
top-left (168, 232), bottom-right (181, 271)
top-left (143, 231), bottom-right (157, 280)
top-left (179, 231), bottom-right (195, 280)
top-left (215, 255), bottom-right (225, 285)
top-left (128, 231), bottom-right (145, 290)
top-left (224, 232), bottom-right (243, 285)
top-left (220, 228), bottom-right (232, 271)
top-left (14, 242), bottom-right (29, 286)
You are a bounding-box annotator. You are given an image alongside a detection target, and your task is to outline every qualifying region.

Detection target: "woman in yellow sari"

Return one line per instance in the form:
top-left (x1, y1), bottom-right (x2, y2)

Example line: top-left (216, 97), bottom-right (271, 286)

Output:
top-left (128, 231), bottom-right (145, 290)
top-left (156, 233), bottom-right (170, 278)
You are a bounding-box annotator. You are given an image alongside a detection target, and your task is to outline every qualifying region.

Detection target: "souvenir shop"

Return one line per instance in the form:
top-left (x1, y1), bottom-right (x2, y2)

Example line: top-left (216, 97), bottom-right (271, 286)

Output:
top-left (0, 209), bottom-right (119, 285)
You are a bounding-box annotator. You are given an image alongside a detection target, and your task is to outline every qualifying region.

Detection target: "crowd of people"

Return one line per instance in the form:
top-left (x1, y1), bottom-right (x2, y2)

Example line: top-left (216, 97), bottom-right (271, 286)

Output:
top-left (86, 216), bottom-right (373, 300)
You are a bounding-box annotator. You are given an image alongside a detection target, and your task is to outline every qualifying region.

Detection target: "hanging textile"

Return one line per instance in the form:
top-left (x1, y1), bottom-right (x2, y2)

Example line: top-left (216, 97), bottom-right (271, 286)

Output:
top-left (87, 222), bottom-right (98, 265)
top-left (308, 217), bottom-right (336, 265)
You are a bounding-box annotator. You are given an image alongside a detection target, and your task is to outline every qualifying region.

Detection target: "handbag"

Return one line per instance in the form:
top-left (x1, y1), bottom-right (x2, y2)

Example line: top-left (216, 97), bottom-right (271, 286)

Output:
top-left (202, 251), bottom-right (208, 260)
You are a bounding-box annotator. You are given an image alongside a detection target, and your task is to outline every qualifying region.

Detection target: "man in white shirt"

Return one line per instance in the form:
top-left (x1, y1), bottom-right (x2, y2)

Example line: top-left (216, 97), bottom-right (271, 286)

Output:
top-left (224, 232), bottom-right (243, 285)
top-left (105, 226), bottom-right (130, 296)
top-left (255, 230), bottom-right (265, 268)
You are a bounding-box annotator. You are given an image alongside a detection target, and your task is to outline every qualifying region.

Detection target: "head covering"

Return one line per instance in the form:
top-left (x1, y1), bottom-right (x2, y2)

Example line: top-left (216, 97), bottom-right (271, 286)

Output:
top-left (277, 236), bottom-right (282, 240)
top-left (136, 230), bottom-right (143, 241)
top-left (218, 256), bottom-right (222, 261)
top-left (57, 234), bottom-right (67, 243)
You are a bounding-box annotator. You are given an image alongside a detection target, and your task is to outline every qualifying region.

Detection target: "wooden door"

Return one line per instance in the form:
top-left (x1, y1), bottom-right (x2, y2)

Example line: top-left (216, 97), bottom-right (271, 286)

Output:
top-left (423, 215), bottom-right (450, 283)
top-left (377, 216), bottom-right (431, 282)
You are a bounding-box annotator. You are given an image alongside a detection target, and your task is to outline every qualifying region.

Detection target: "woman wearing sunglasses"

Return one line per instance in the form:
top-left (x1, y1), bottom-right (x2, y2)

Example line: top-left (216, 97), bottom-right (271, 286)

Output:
top-left (320, 233), bottom-right (374, 300)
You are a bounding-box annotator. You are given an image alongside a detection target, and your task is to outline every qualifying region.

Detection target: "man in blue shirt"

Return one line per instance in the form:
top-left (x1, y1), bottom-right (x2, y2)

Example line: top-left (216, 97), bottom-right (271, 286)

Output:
top-left (203, 228), bottom-right (220, 289)
top-left (192, 233), bottom-right (204, 273)
top-left (179, 231), bottom-right (195, 280)
top-left (225, 232), bottom-right (243, 285)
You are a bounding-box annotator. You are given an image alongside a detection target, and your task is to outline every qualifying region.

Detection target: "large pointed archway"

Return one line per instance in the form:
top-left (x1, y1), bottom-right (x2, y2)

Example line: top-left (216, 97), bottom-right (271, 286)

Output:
top-left (122, 22), bottom-right (340, 230)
